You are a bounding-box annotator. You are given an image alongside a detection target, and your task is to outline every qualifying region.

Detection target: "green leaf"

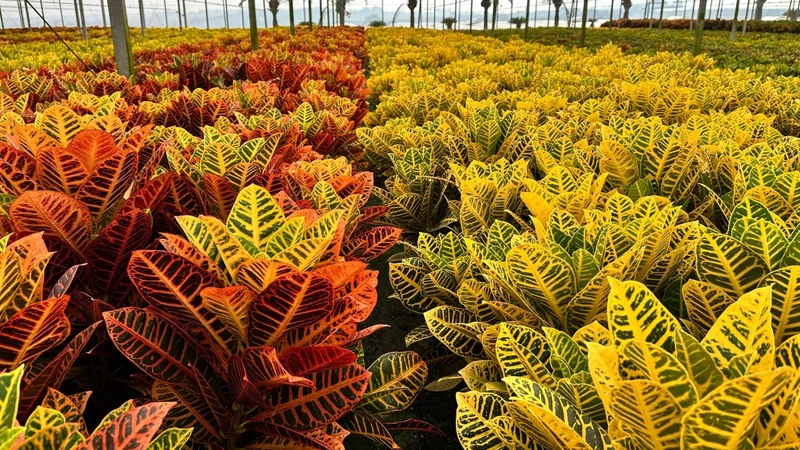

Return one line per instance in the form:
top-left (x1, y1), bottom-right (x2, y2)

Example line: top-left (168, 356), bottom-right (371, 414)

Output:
top-left (609, 380), bottom-right (681, 450)
top-left (0, 428), bottom-right (23, 450)
top-left (147, 428), bottom-right (193, 450)
top-left (701, 287), bottom-right (775, 375)
top-left (357, 351), bottom-right (428, 414)
top-left (696, 232), bottom-right (768, 298)
top-left (607, 279), bottom-right (679, 353)
top-left (681, 368), bottom-right (791, 449)
top-left (0, 364), bottom-right (24, 429)
top-left (24, 406), bottom-right (65, 439)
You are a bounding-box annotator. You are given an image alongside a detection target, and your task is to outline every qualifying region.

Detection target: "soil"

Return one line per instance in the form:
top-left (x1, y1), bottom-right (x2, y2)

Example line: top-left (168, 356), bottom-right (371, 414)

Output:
top-left (352, 246), bottom-right (462, 450)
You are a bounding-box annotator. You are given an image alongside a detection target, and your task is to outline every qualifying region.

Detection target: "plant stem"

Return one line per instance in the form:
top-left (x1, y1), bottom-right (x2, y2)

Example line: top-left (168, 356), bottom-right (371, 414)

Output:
top-left (226, 407), bottom-right (245, 450)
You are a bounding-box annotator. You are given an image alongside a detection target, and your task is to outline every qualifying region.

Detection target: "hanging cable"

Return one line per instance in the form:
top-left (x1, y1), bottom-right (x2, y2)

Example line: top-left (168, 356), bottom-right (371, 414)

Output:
top-left (22, 0), bottom-right (90, 70)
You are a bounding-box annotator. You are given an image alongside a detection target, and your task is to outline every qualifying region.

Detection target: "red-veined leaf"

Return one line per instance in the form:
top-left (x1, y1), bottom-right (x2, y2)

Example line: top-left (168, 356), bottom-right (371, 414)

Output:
top-left (75, 149), bottom-right (138, 219)
top-left (203, 173), bottom-right (237, 220)
top-left (118, 173), bottom-right (172, 217)
top-left (64, 130), bottom-right (117, 173)
top-left (19, 322), bottom-right (100, 418)
top-left (131, 132), bottom-right (165, 190)
top-left (159, 233), bottom-right (226, 282)
top-left (87, 209), bottom-right (152, 301)
top-left (279, 346), bottom-right (357, 377)
top-left (190, 364), bottom-right (231, 431)
top-left (342, 270), bottom-right (378, 321)
top-left (199, 286), bottom-right (254, 347)
top-left (343, 324), bottom-right (390, 346)
top-left (10, 190), bottom-right (92, 257)
top-left (162, 174), bottom-right (204, 216)
top-left (127, 250), bottom-right (233, 352)
top-left (242, 346), bottom-right (313, 391)
top-left (311, 261), bottom-right (366, 290)
top-left (245, 422), bottom-right (330, 450)
top-left (102, 307), bottom-right (211, 384)
top-left (342, 227), bottom-right (401, 262)
top-left (260, 363), bottom-right (370, 431)
top-left (0, 144), bottom-right (37, 195)
top-left (120, 125), bottom-right (154, 154)
top-left (234, 259), bottom-right (298, 294)
top-left (228, 354), bottom-right (269, 410)
top-left (354, 206), bottom-right (388, 227)
top-left (77, 401), bottom-right (174, 450)
top-left (0, 295), bottom-right (70, 370)
top-left (152, 380), bottom-right (225, 444)
top-left (249, 272), bottom-right (333, 347)
top-left (277, 295), bottom-right (363, 351)
top-left (35, 146), bottom-right (89, 195)
top-left (65, 292), bottom-right (113, 327)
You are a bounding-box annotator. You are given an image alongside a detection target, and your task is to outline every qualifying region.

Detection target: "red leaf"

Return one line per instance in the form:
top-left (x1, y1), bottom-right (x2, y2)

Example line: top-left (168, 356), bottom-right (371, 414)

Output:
top-left (342, 324), bottom-right (390, 346)
top-left (76, 401), bottom-right (175, 450)
top-left (242, 346), bottom-right (313, 391)
top-left (261, 363), bottom-right (370, 431)
top-left (118, 172), bottom-right (173, 217)
top-left (103, 307), bottom-right (211, 384)
top-left (311, 261), bottom-right (366, 290)
top-left (249, 273), bottom-right (334, 347)
top-left (75, 149), bottom-right (139, 219)
top-left (66, 292), bottom-right (113, 327)
top-left (199, 285), bottom-right (254, 348)
top-left (19, 321), bottom-right (100, 418)
top-left (234, 259), bottom-right (298, 294)
top-left (120, 124), bottom-right (154, 154)
top-left (228, 354), bottom-right (269, 410)
top-left (87, 209), bottom-right (152, 301)
top-left (10, 190), bottom-right (93, 258)
top-left (127, 250), bottom-right (233, 352)
top-left (203, 173), bottom-right (237, 220)
top-left (35, 146), bottom-right (89, 194)
top-left (342, 227), bottom-right (401, 262)
top-left (343, 270), bottom-right (378, 322)
top-left (152, 375), bottom-right (227, 444)
top-left (65, 129), bottom-right (117, 173)
top-left (0, 296), bottom-right (71, 370)
top-left (279, 346), bottom-right (357, 377)
top-left (355, 206), bottom-right (388, 226)
top-left (245, 422), bottom-right (330, 450)
top-left (159, 233), bottom-right (226, 283)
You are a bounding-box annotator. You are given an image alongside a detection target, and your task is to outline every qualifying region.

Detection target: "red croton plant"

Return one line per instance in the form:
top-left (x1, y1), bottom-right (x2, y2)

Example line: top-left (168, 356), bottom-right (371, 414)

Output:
top-left (0, 26), bottom-right (445, 450)
top-left (109, 185), bottom-right (427, 448)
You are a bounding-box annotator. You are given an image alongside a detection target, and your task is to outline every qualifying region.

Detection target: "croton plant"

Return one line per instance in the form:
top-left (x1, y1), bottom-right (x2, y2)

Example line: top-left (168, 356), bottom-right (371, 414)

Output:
top-left (0, 25), bottom-right (445, 450)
